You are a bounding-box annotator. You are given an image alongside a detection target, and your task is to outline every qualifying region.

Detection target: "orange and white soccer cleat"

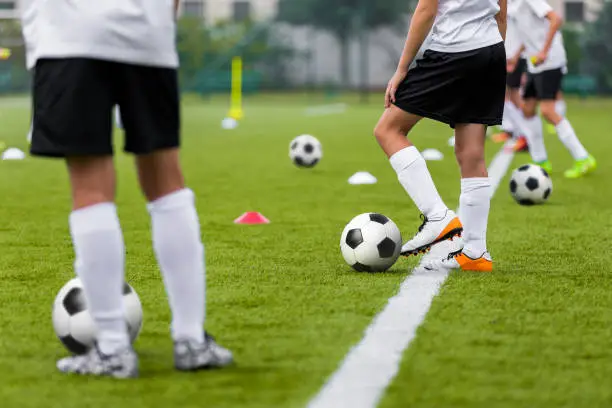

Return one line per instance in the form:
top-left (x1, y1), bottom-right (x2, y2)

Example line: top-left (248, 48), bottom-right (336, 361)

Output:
top-left (424, 250), bottom-right (493, 272)
top-left (401, 210), bottom-right (463, 256)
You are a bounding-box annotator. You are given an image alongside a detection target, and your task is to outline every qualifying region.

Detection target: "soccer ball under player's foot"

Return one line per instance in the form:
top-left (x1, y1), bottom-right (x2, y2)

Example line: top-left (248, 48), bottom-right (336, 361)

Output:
top-left (400, 210), bottom-right (462, 256)
top-left (564, 155), bottom-right (597, 179)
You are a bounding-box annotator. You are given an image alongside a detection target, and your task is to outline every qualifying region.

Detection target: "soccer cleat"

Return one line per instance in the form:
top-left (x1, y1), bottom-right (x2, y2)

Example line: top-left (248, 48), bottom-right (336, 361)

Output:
top-left (534, 160), bottom-right (553, 174)
top-left (424, 250), bottom-right (493, 272)
top-left (174, 332), bottom-right (234, 371)
top-left (513, 136), bottom-right (529, 152)
top-left (564, 155), bottom-right (597, 179)
top-left (56, 345), bottom-right (138, 378)
top-left (400, 210), bottom-right (462, 256)
top-left (491, 131), bottom-right (511, 143)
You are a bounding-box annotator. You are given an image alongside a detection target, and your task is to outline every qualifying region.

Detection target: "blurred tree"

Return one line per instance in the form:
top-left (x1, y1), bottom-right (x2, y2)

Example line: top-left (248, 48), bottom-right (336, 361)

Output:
top-left (277, 0), bottom-right (411, 87)
top-left (582, 1), bottom-right (612, 92)
top-left (561, 27), bottom-right (582, 75)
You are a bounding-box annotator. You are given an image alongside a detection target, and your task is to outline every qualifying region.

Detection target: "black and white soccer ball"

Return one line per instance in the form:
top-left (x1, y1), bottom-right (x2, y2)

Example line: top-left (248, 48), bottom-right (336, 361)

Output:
top-left (52, 278), bottom-right (143, 355)
top-left (340, 213), bottom-right (402, 272)
top-left (289, 134), bottom-right (322, 168)
top-left (509, 164), bottom-right (553, 205)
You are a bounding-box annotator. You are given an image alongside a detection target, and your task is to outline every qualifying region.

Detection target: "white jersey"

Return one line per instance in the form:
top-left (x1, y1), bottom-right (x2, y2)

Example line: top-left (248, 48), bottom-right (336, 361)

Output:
top-left (509, 0), bottom-right (567, 73)
top-left (429, 0), bottom-right (503, 53)
top-left (505, 14), bottom-right (524, 60)
top-left (19, 0), bottom-right (178, 70)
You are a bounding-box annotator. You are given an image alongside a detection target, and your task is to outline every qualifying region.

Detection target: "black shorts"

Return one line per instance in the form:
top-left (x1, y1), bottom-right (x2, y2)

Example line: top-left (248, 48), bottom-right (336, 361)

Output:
top-left (393, 42), bottom-right (506, 128)
top-left (506, 58), bottom-right (527, 89)
top-left (31, 58), bottom-right (180, 158)
top-left (522, 68), bottom-right (563, 101)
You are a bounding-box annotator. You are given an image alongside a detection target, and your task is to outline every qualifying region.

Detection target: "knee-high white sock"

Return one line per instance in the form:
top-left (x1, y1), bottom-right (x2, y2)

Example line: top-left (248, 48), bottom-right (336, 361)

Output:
top-left (69, 203), bottom-right (129, 355)
top-left (555, 100), bottom-right (566, 118)
top-left (501, 101), bottom-right (516, 133)
top-left (148, 188), bottom-right (205, 343)
top-left (459, 178), bottom-right (492, 258)
top-left (524, 116), bottom-right (548, 162)
top-left (390, 146), bottom-right (448, 219)
top-left (556, 118), bottom-right (588, 160)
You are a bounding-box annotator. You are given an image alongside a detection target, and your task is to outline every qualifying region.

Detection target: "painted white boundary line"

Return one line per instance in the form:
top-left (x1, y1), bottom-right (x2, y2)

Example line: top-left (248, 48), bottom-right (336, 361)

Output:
top-left (307, 144), bottom-right (515, 408)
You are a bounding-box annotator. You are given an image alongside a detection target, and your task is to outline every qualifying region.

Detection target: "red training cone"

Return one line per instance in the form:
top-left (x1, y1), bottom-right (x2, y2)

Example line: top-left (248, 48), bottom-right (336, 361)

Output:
top-left (234, 212), bottom-right (270, 224)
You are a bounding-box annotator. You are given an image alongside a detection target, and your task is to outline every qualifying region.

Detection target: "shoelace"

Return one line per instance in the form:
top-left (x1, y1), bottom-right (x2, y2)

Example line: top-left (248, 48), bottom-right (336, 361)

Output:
top-left (417, 214), bottom-right (428, 232)
top-left (446, 250), bottom-right (463, 260)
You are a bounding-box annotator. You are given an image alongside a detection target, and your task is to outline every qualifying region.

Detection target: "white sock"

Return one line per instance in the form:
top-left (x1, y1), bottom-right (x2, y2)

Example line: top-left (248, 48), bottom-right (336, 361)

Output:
top-left (148, 188), bottom-right (205, 343)
top-left (501, 101), bottom-right (516, 133)
top-left (503, 103), bottom-right (529, 139)
top-left (556, 118), bottom-right (588, 160)
top-left (555, 100), bottom-right (566, 118)
top-left (459, 178), bottom-right (492, 258)
top-left (390, 146), bottom-right (448, 219)
top-left (524, 115), bottom-right (548, 162)
top-left (69, 203), bottom-right (129, 355)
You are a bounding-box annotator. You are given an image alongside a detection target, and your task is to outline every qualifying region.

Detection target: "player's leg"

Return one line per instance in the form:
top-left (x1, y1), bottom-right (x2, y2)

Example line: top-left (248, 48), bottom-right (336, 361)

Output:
top-left (31, 58), bottom-right (137, 377)
top-left (374, 106), bottom-right (460, 256)
top-left (117, 64), bottom-right (232, 370)
top-left (521, 73), bottom-right (552, 173)
top-left (492, 87), bottom-right (516, 143)
top-left (537, 70), bottom-right (595, 178)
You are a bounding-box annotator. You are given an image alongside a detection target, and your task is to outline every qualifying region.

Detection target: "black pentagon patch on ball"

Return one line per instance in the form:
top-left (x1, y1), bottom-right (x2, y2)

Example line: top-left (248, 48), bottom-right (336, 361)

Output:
top-left (377, 237), bottom-right (396, 258)
top-left (123, 283), bottom-right (132, 295)
top-left (294, 156), bottom-right (305, 167)
top-left (541, 167), bottom-right (549, 178)
top-left (304, 143), bottom-right (314, 154)
top-left (290, 141), bottom-right (298, 150)
top-left (309, 158), bottom-right (319, 167)
top-left (345, 229), bottom-right (364, 249)
top-left (510, 179), bottom-right (517, 193)
top-left (519, 199), bottom-right (535, 206)
top-left (59, 334), bottom-right (89, 355)
top-left (518, 165), bottom-right (530, 171)
top-left (369, 213), bottom-right (389, 225)
top-left (352, 262), bottom-right (372, 272)
top-left (525, 177), bottom-right (539, 191)
top-left (543, 188), bottom-right (551, 199)
top-left (63, 287), bottom-right (87, 316)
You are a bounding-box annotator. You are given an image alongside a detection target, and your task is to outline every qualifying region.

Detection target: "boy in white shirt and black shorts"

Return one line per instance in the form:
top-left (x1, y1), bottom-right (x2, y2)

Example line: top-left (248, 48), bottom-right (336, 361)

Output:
top-left (20, 0), bottom-right (233, 377)
top-left (509, 0), bottom-right (596, 178)
top-left (374, 0), bottom-right (507, 272)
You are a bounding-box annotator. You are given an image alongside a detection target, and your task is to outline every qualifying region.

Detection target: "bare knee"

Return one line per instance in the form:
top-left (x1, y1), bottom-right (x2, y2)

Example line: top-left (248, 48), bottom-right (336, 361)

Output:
top-left (454, 124), bottom-right (487, 178)
top-left (66, 156), bottom-right (116, 210)
top-left (539, 101), bottom-right (561, 125)
top-left (136, 148), bottom-right (185, 202)
top-left (522, 99), bottom-right (538, 118)
top-left (374, 107), bottom-right (421, 157)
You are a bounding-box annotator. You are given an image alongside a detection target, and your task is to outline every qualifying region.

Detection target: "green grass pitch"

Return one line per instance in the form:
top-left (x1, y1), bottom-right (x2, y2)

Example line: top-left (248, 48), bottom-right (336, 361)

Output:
top-left (0, 94), bottom-right (611, 408)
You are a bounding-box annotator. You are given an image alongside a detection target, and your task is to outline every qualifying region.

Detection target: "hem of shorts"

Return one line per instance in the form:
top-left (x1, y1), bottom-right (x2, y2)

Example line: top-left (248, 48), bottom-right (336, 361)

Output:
top-left (125, 141), bottom-right (180, 156)
top-left (393, 102), bottom-right (502, 128)
top-left (30, 149), bottom-right (114, 158)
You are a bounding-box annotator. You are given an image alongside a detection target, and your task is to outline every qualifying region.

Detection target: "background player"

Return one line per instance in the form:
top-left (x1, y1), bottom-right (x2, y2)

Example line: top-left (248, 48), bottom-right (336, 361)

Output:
top-left (19, 0), bottom-right (233, 377)
top-left (492, 10), bottom-right (527, 152)
top-left (509, 0), bottom-right (596, 178)
top-left (373, 0), bottom-right (507, 272)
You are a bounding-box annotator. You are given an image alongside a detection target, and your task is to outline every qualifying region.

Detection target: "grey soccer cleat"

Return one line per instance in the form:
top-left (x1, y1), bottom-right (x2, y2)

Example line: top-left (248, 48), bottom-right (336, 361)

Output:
top-left (174, 332), bottom-right (234, 371)
top-left (56, 344), bottom-right (138, 378)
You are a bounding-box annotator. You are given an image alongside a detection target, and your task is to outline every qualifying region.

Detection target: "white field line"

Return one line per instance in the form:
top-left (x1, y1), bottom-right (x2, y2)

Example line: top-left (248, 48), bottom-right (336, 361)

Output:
top-left (307, 143), bottom-right (515, 408)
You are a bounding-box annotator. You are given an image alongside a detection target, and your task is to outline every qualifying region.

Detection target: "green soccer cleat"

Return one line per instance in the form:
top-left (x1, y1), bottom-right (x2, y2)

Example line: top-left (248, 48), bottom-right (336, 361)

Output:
top-left (564, 155), bottom-right (597, 179)
top-left (534, 160), bottom-right (553, 174)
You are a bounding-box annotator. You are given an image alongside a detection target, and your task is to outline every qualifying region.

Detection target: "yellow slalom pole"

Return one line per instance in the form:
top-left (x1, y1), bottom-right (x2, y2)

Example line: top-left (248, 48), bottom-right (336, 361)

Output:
top-left (228, 56), bottom-right (244, 120)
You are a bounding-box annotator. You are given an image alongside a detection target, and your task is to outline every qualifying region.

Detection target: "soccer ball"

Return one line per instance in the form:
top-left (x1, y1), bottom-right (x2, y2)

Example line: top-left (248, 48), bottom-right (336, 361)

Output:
top-left (289, 134), bottom-right (322, 168)
top-left (52, 278), bottom-right (143, 354)
top-left (509, 164), bottom-right (553, 205)
top-left (340, 213), bottom-right (402, 272)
